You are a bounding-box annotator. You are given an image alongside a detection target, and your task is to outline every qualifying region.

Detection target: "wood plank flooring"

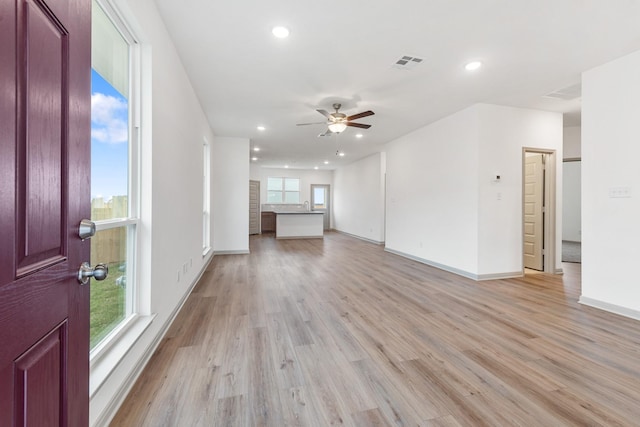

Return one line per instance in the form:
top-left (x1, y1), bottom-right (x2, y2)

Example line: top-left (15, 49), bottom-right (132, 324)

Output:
top-left (111, 232), bottom-right (640, 426)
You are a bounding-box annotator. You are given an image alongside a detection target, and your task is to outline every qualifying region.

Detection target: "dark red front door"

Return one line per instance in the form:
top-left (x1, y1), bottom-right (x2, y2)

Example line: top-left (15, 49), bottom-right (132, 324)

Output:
top-left (0, 0), bottom-right (91, 425)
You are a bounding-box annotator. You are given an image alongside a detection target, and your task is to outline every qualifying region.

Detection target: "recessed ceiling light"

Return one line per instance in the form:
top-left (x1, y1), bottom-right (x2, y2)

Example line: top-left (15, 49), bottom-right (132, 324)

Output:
top-left (284, 165), bottom-right (289, 168)
top-left (465, 61), bottom-right (482, 71)
top-left (253, 147), bottom-right (260, 152)
top-left (257, 126), bottom-right (266, 131)
top-left (251, 157), bottom-right (258, 161)
top-left (324, 160), bottom-right (329, 165)
top-left (355, 133), bottom-right (363, 138)
top-left (339, 152), bottom-right (345, 157)
top-left (272, 26), bottom-right (290, 38)
top-left (314, 166), bottom-right (319, 170)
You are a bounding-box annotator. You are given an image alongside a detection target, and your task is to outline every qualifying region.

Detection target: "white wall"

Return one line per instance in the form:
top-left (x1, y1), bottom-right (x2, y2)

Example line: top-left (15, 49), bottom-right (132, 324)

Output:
top-left (581, 49), bottom-right (640, 319)
top-left (563, 161), bottom-right (582, 242)
top-left (562, 126), bottom-right (582, 243)
top-left (333, 152), bottom-right (386, 243)
top-left (563, 126), bottom-right (581, 159)
top-left (213, 137), bottom-right (250, 253)
top-left (385, 104), bottom-right (562, 279)
top-left (90, 0), bottom-right (216, 425)
top-left (476, 104), bottom-right (563, 276)
top-left (385, 106), bottom-right (481, 276)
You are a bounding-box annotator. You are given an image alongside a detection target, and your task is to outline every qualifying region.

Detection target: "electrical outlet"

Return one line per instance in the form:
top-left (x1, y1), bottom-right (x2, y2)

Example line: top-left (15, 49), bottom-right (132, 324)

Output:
top-left (609, 187), bottom-right (631, 198)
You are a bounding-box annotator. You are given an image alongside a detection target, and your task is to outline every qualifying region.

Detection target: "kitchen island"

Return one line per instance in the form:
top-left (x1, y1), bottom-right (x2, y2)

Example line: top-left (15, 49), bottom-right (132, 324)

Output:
top-left (275, 211), bottom-right (324, 239)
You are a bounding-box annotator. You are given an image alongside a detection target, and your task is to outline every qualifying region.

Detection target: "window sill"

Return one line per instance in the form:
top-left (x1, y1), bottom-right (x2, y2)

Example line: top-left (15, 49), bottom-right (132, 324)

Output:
top-left (89, 313), bottom-right (155, 397)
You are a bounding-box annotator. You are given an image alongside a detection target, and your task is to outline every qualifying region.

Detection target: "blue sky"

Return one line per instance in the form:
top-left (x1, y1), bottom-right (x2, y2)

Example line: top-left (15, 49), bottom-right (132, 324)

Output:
top-left (91, 69), bottom-right (128, 201)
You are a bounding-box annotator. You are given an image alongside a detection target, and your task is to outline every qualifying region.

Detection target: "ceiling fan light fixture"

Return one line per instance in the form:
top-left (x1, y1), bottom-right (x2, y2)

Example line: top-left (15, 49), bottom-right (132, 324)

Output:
top-left (328, 122), bottom-right (347, 133)
top-left (272, 26), bottom-right (290, 38)
top-left (465, 60), bottom-right (482, 71)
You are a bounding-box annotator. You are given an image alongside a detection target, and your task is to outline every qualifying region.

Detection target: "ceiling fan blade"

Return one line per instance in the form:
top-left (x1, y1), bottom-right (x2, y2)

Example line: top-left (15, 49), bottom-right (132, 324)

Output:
top-left (296, 121), bottom-right (326, 126)
top-left (316, 109), bottom-right (332, 119)
top-left (346, 110), bottom-right (374, 121)
top-left (346, 122), bottom-right (371, 129)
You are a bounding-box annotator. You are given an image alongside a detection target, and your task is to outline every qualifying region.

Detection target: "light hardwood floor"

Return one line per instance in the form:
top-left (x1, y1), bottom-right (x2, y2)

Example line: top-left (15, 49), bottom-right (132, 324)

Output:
top-left (111, 232), bottom-right (640, 426)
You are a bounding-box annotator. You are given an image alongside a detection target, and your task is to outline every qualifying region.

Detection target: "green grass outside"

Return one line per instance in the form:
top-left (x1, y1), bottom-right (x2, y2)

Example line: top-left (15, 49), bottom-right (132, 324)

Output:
top-left (90, 262), bottom-right (126, 349)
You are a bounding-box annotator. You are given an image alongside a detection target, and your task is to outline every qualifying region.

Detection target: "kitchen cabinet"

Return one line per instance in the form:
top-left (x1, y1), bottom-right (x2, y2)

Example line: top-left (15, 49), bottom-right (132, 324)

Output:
top-left (261, 211), bottom-right (276, 233)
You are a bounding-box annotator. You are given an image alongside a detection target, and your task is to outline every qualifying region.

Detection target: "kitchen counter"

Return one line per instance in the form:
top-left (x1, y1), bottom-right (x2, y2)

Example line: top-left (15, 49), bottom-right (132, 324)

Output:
top-left (275, 211), bottom-right (324, 215)
top-left (275, 211), bottom-right (324, 239)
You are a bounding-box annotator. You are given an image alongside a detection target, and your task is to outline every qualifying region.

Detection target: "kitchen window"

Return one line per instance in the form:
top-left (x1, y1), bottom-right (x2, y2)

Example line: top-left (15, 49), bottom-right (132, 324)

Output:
top-left (267, 177), bottom-right (300, 203)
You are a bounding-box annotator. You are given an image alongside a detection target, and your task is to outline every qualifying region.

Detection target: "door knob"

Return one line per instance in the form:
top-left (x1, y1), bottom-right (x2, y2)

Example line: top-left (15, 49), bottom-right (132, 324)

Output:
top-left (78, 262), bottom-right (108, 285)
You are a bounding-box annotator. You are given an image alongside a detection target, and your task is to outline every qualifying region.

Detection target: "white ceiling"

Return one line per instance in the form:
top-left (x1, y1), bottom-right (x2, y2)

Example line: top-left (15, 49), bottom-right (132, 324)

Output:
top-left (153, 0), bottom-right (640, 170)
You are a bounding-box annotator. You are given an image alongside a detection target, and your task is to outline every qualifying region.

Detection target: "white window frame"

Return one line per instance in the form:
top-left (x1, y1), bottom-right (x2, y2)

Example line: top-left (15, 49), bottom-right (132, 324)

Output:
top-left (203, 138), bottom-right (211, 255)
top-left (267, 176), bottom-right (300, 204)
top-left (89, 0), bottom-right (154, 398)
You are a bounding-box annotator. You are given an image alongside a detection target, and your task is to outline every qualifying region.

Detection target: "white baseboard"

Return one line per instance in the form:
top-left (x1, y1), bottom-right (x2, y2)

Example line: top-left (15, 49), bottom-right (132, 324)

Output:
top-left (383, 247), bottom-right (523, 281)
top-left (334, 229), bottom-right (384, 245)
top-left (93, 257), bottom-right (214, 427)
top-left (476, 271), bottom-right (524, 281)
top-left (384, 247), bottom-right (479, 280)
top-left (578, 296), bottom-right (640, 321)
top-left (213, 249), bottom-right (250, 255)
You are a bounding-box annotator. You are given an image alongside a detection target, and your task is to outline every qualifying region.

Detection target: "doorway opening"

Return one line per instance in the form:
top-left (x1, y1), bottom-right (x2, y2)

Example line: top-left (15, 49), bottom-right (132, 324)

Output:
top-left (562, 159), bottom-right (581, 263)
top-left (522, 148), bottom-right (558, 275)
top-left (310, 184), bottom-right (330, 230)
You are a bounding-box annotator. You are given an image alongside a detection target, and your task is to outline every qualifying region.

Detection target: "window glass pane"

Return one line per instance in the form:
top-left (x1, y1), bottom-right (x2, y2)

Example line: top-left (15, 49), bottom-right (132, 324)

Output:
top-left (90, 226), bottom-right (128, 348)
top-left (91, 69), bottom-right (129, 219)
top-left (267, 177), bottom-right (282, 191)
top-left (314, 187), bottom-right (325, 208)
top-left (284, 191), bottom-right (300, 203)
top-left (284, 178), bottom-right (299, 191)
top-left (267, 191), bottom-right (282, 203)
top-left (89, 1), bottom-right (135, 353)
top-left (92, 0), bottom-right (129, 96)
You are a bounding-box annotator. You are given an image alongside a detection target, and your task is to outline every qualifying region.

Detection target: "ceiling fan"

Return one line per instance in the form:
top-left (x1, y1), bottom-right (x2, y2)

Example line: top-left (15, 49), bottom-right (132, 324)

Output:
top-left (297, 103), bottom-right (374, 136)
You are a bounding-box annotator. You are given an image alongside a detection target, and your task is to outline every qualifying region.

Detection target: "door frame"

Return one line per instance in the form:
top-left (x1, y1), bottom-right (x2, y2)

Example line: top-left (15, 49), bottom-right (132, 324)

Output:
top-left (522, 147), bottom-right (558, 275)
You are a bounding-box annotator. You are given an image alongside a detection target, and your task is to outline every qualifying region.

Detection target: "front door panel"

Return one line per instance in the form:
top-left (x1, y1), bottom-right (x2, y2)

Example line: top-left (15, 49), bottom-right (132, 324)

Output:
top-left (17, 0), bottom-right (67, 275)
top-left (0, 0), bottom-right (91, 424)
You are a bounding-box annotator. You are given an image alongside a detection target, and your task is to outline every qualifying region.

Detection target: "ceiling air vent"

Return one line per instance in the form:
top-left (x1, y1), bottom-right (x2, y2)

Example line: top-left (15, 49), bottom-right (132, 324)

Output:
top-left (393, 55), bottom-right (424, 70)
top-left (543, 83), bottom-right (581, 101)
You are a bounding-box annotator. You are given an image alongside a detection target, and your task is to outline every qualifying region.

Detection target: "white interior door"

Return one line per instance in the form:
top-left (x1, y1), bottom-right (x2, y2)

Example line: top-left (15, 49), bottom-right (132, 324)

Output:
top-left (311, 184), bottom-right (330, 230)
top-left (524, 153), bottom-right (544, 270)
top-left (249, 180), bottom-right (260, 235)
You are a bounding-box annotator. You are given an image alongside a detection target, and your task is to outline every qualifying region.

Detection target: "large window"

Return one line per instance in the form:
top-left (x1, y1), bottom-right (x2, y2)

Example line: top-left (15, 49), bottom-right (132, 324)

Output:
top-left (268, 177), bottom-right (300, 203)
top-left (90, 0), bottom-right (139, 350)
